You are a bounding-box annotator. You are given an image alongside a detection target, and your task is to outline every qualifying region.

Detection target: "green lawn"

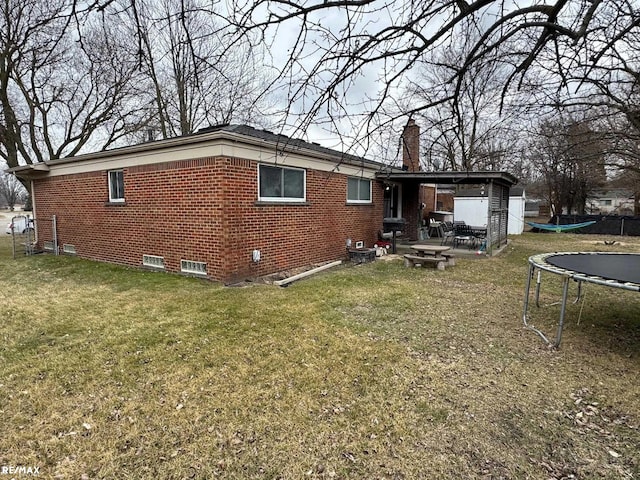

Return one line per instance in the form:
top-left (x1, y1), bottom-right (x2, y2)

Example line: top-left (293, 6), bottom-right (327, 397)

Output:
top-left (1, 233), bottom-right (639, 479)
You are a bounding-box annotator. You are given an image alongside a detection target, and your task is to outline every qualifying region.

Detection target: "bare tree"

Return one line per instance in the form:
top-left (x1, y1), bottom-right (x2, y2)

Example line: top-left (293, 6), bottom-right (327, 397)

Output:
top-left (3, 0), bottom-right (637, 177)
top-left (403, 26), bottom-right (521, 171)
top-left (528, 115), bottom-right (607, 215)
top-left (0, 172), bottom-right (26, 209)
top-left (225, 0), bottom-right (640, 151)
top-left (0, 0), bottom-right (148, 170)
top-left (112, 0), bottom-right (274, 140)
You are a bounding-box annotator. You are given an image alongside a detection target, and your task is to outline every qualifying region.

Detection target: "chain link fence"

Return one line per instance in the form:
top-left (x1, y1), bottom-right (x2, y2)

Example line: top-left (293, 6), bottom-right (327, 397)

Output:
top-left (9, 214), bottom-right (58, 259)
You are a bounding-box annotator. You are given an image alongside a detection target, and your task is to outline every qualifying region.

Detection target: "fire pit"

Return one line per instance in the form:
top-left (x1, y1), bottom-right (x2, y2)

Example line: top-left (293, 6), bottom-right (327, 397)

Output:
top-left (348, 248), bottom-right (377, 264)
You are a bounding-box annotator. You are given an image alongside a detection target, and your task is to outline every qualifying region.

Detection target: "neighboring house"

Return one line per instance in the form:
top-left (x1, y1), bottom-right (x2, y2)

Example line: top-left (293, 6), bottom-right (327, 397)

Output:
top-left (586, 189), bottom-right (635, 215)
top-left (454, 186), bottom-right (526, 235)
top-left (11, 124), bottom-right (385, 284)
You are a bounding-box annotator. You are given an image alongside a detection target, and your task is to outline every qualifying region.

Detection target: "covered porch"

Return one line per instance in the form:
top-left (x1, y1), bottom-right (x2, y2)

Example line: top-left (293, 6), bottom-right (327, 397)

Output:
top-left (376, 170), bottom-right (518, 256)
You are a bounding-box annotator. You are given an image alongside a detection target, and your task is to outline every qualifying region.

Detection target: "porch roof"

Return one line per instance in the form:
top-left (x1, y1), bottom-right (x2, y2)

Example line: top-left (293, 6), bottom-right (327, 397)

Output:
top-left (376, 170), bottom-right (518, 187)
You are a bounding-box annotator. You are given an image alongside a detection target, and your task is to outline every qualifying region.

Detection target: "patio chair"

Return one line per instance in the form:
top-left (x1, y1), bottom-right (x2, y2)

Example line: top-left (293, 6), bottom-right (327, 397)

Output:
top-left (428, 218), bottom-right (442, 238)
top-left (453, 224), bottom-right (478, 249)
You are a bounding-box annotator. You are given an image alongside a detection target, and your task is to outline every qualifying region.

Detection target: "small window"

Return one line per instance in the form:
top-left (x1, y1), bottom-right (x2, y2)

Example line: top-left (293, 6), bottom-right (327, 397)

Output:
top-left (347, 177), bottom-right (372, 203)
top-left (108, 170), bottom-right (125, 202)
top-left (259, 165), bottom-right (305, 201)
top-left (143, 255), bottom-right (165, 269)
top-left (181, 259), bottom-right (207, 276)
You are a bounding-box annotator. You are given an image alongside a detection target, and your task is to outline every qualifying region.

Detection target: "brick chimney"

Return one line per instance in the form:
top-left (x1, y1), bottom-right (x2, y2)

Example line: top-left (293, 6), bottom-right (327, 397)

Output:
top-left (402, 119), bottom-right (420, 172)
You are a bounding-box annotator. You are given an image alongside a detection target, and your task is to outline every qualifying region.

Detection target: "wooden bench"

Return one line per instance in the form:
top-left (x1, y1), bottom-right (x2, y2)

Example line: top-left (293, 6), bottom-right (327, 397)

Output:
top-left (403, 254), bottom-right (446, 270)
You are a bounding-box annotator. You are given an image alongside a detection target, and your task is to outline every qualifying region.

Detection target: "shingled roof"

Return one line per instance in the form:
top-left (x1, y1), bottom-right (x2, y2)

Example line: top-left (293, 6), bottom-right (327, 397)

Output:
top-left (197, 124), bottom-right (380, 168)
top-left (9, 123), bottom-right (387, 178)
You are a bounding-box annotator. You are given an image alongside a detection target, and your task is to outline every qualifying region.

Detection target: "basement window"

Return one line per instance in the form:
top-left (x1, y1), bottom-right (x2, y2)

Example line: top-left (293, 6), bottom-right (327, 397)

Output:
top-left (108, 169), bottom-right (125, 203)
top-left (347, 177), bottom-right (371, 203)
top-left (181, 260), bottom-right (207, 276)
top-left (63, 244), bottom-right (77, 255)
top-left (143, 254), bottom-right (165, 269)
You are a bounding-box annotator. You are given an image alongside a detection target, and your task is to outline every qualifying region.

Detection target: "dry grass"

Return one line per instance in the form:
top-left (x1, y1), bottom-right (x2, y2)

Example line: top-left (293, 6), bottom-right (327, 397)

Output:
top-left (0, 232), bottom-right (639, 479)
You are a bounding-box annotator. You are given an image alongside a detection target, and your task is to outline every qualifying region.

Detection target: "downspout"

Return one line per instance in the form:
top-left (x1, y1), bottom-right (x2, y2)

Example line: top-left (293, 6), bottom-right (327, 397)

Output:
top-left (434, 184), bottom-right (437, 211)
top-left (30, 179), bottom-right (38, 244)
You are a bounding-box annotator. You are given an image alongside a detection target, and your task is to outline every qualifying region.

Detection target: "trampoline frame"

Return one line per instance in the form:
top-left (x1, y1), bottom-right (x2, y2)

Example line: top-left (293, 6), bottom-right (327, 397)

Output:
top-left (522, 252), bottom-right (640, 347)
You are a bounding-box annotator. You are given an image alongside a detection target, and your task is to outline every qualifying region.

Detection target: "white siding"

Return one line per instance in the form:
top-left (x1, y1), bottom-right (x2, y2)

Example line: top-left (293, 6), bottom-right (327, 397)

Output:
top-left (454, 192), bottom-right (526, 235)
top-left (508, 194), bottom-right (525, 234)
top-left (454, 197), bottom-right (488, 227)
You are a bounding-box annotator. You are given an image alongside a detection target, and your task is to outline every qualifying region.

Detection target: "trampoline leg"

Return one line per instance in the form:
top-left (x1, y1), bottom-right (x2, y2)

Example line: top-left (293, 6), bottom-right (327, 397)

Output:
top-left (553, 276), bottom-right (571, 348)
top-left (524, 264), bottom-right (567, 347)
top-left (573, 281), bottom-right (583, 305)
top-left (535, 270), bottom-right (542, 307)
top-left (535, 271), bottom-right (580, 308)
top-left (523, 264), bottom-right (552, 345)
top-left (522, 264), bottom-right (533, 327)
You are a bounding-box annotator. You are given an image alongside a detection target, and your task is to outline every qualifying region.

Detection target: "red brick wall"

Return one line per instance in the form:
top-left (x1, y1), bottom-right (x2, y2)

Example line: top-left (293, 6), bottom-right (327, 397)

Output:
top-left (420, 187), bottom-right (454, 219)
top-left (402, 120), bottom-right (420, 173)
top-left (33, 156), bottom-right (384, 283)
top-left (401, 182), bottom-right (421, 240)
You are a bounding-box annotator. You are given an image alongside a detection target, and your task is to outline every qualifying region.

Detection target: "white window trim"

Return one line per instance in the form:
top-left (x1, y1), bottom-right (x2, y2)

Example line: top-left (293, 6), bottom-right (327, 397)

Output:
top-left (258, 164), bottom-right (306, 202)
top-left (347, 177), bottom-right (372, 204)
top-left (108, 169), bottom-right (125, 203)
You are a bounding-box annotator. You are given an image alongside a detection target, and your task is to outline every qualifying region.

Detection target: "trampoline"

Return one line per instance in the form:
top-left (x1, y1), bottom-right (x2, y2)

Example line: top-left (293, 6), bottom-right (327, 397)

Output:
top-left (522, 252), bottom-right (640, 347)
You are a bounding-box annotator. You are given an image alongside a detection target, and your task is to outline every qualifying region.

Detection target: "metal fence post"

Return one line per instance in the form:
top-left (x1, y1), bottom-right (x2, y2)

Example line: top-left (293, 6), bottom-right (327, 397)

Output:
top-left (11, 223), bottom-right (16, 259)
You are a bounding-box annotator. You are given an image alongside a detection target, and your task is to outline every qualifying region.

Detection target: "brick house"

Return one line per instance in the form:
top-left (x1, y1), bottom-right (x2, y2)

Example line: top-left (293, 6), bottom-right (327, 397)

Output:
top-left (11, 125), bottom-right (386, 283)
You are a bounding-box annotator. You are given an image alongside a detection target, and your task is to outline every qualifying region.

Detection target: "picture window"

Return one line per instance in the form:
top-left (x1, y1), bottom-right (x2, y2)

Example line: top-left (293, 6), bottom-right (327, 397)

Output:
top-left (258, 165), bottom-right (305, 201)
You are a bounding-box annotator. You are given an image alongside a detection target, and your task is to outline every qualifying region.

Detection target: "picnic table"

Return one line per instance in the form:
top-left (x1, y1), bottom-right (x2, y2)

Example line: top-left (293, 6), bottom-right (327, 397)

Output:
top-left (404, 244), bottom-right (455, 270)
